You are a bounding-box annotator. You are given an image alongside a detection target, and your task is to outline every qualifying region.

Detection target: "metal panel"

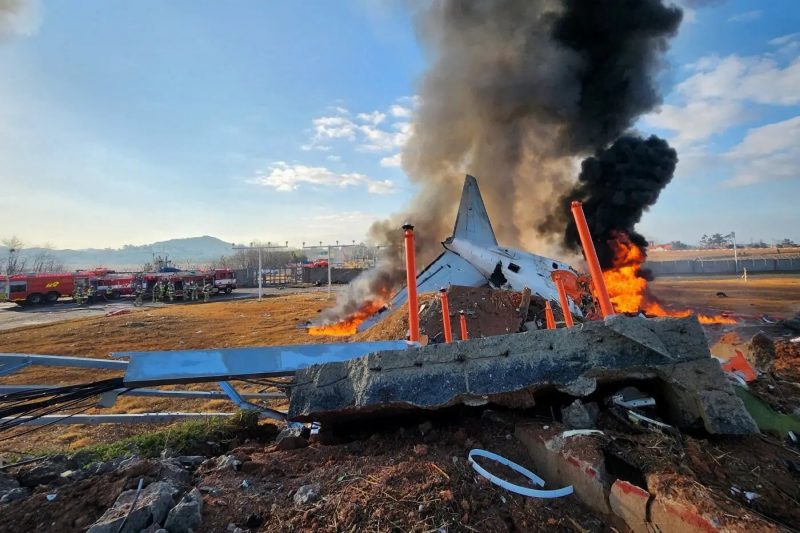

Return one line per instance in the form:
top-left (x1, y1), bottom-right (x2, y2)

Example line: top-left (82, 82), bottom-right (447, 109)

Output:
top-left (0, 353), bottom-right (128, 371)
top-left (0, 384), bottom-right (285, 399)
top-left (118, 340), bottom-right (413, 386)
top-left (4, 412), bottom-right (236, 426)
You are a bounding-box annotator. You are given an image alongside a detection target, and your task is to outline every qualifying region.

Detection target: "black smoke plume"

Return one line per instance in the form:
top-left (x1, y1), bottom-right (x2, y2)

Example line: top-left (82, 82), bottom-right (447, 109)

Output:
top-left (318, 0), bottom-right (683, 325)
top-left (563, 135), bottom-right (678, 269)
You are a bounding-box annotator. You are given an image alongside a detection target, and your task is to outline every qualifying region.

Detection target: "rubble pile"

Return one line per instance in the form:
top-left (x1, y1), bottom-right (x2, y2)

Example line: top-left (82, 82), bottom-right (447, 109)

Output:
top-left (290, 316), bottom-right (757, 436)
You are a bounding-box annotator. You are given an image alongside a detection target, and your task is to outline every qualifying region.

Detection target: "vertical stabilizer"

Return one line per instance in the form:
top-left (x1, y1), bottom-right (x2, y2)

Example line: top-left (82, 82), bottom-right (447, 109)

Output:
top-left (451, 175), bottom-right (497, 246)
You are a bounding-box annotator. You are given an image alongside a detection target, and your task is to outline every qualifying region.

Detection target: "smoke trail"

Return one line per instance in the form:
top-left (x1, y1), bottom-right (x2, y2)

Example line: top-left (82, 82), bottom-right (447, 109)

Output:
top-left (561, 135), bottom-right (678, 269)
top-left (318, 0), bottom-right (682, 324)
top-left (0, 0), bottom-right (41, 41)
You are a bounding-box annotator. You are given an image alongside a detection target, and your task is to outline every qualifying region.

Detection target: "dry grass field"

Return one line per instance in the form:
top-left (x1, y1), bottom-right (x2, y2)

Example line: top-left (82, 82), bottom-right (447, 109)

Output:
top-left (649, 246), bottom-right (800, 261)
top-left (1, 274), bottom-right (798, 455)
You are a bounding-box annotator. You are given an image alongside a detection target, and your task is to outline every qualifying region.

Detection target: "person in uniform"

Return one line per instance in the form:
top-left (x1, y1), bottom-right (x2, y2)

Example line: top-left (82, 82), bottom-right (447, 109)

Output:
top-left (86, 284), bottom-right (95, 305)
top-left (105, 285), bottom-right (113, 300)
top-left (202, 280), bottom-right (212, 302)
top-left (152, 281), bottom-right (160, 303)
top-left (134, 283), bottom-right (144, 307)
top-left (74, 286), bottom-right (85, 306)
top-left (160, 280), bottom-right (168, 301)
top-left (167, 281), bottom-right (175, 302)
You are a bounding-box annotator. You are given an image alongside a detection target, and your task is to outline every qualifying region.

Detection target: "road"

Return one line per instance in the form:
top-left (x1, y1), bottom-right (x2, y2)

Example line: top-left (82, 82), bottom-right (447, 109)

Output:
top-left (0, 286), bottom-right (339, 332)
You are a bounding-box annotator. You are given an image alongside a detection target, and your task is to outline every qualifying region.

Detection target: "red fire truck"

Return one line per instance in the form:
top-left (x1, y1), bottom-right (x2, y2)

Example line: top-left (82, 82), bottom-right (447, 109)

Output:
top-left (1, 268), bottom-right (236, 305)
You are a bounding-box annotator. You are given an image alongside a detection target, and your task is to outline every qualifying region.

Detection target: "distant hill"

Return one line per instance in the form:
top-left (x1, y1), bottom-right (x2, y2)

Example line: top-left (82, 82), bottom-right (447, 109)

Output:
top-left (0, 236), bottom-right (236, 271)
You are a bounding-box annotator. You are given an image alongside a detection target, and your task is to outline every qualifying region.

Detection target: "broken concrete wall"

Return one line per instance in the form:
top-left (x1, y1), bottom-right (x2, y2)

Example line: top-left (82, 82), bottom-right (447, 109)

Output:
top-left (289, 316), bottom-right (757, 435)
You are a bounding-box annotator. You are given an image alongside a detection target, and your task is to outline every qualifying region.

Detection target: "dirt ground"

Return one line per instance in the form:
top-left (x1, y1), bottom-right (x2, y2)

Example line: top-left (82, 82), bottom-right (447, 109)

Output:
top-left (648, 246), bottom-right (800, 261)
top-left (649, 273), bottom-right (800, 318)
top-left (1, 275), bottom-right (799, 454)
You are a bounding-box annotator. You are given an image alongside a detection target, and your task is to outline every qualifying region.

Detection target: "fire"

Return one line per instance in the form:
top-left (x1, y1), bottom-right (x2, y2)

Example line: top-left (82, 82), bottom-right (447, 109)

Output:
top-left (602, 233), bottom-right (735, 325)
top-left (308, 298), bottom-right (387, 337)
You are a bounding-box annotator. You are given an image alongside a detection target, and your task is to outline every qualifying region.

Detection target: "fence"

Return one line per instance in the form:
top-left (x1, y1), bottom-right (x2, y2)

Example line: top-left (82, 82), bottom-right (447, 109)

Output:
top-left (647, 256), bottom-right (800, 276)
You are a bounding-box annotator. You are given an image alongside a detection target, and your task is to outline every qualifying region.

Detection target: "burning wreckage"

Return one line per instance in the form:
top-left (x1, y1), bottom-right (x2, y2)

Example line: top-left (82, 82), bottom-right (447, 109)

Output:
top-left (1, 174), bottom-right (787, 531)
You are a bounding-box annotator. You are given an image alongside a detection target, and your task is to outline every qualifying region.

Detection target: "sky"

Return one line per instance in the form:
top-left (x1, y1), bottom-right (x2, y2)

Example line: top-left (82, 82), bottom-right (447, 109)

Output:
top-left (0, 0), bottom-right (798, 251)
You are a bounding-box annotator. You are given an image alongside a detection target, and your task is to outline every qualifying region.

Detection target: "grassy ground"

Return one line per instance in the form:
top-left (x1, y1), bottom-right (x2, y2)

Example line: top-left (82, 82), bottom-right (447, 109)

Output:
top-left (1, 274), bottom-right (798, 455)
top-left (649, 273), bottom-right (800, 317)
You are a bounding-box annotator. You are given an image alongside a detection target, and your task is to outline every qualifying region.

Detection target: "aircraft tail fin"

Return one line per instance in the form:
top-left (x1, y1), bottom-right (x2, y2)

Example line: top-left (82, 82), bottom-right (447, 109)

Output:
top-left (451, 175), bottom-right (497, 246)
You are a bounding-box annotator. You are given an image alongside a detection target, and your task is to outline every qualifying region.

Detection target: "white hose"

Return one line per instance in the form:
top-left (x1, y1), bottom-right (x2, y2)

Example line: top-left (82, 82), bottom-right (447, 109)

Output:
top-left (468, 449), bottom-right (573, 499)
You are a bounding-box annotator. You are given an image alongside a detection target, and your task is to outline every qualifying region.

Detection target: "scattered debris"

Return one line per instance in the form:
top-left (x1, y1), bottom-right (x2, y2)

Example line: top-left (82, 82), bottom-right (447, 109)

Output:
top-left (468, 449), bottom-right (574, 498)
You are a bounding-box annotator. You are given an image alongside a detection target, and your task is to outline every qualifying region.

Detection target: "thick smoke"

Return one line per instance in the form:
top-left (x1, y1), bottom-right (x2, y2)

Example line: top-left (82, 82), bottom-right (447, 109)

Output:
top-left (318, 0), bottom-right (682, 324)
top-left (0, 0), bottom-right (40, 41)
top-left (562, 135), bottom-right (678, 269)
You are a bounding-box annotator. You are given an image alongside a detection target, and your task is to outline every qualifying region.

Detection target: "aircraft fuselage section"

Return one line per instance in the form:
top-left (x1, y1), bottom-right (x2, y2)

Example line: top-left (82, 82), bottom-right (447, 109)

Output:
top-left (444, 238), bottom-right (581, 315)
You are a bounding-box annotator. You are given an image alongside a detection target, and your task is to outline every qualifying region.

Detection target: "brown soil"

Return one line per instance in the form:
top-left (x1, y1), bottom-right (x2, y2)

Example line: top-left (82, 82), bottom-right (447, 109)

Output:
top-left (649, 274), bottom-right (800, 318)
top-left (649, 247), bottom-right (800, 261)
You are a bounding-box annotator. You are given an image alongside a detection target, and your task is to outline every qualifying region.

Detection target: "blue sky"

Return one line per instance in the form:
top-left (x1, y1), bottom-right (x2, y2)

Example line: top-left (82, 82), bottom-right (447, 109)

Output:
top-left (0, 0), bottom-right (798, 250)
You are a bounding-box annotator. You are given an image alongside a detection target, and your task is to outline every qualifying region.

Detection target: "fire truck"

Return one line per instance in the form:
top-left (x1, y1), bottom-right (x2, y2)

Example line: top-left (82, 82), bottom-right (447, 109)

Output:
top-left (1, 268), bottom-right (236, 306)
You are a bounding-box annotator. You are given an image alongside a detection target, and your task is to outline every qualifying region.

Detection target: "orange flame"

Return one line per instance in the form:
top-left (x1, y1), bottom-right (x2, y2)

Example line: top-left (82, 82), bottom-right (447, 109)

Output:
top-left (308, 298), bottom-right (387, 337)
top-left (602, 233), bottom-right (735, 325)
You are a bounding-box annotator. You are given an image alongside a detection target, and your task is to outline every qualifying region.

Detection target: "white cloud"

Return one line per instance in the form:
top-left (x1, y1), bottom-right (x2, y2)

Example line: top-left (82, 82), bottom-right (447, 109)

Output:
top-left (326, 154), bottom-right (341, 162)
top-left (357, 121), bottom-right (411, 152)
top-left (770, 33), bottom-right (800, 55)
top-left (356, 111), bottom-right (386, 125)
top-left (380, 153), bottom-right (401, 167)
top-left (0, 0), bottom-right (42, 40)
top-left (644, 100), bottom-right (749, 147)
top-left (678, 55), bottom-right (800, 106)
top-left (250, 162), bottom-right (395, 194)
top-left (727, 10), bottom-right (761, 23)
top-left (311, 115), bottom-right (357, 141)
top-left (725, 116), bottom-right (800, 186)
top-left (389, 104), bottom-right (412, 118)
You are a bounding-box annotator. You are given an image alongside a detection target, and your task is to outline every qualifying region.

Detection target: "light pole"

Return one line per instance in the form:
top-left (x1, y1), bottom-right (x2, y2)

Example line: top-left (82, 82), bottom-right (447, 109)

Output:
top-left (4, 248), bottom-right (15, 302)
top-left (303, 241), bottom-right (360, 299)
top-left (727, 232), bottom-right (738, 273)
top-left (232, 241), bottom-right (289, 300)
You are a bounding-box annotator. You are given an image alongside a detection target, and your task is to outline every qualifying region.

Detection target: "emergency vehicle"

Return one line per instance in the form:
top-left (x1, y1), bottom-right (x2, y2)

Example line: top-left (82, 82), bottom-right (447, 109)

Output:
top-left (1, 268), bottom-right (236, 305)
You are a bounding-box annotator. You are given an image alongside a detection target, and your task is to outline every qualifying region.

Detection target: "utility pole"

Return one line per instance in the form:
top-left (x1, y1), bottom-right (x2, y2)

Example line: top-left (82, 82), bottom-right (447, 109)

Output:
top-left (232, 241), bottom-right (289, 300)
top-left (728, 232), bottom-right (738, 273)
top-left (4, 247), bottom-right (15, 302)
top-left (303, 241), bottom-right (360, 299)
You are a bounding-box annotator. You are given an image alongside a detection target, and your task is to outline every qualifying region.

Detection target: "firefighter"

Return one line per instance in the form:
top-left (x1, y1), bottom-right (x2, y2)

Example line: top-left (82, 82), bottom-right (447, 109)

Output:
top-left (160, 280), bottom-right (168, 301)
top-left (133, 283), bottom-right (144, 307)
top-left (185, 281), bottom-right (195, 301)
top-left (86, 284), bottom-right (95, 305)
top-left (74, 286), bottom-right (85, 306)
top-left (105, 285), bottom-right (113, 300)
top-left (152, 281), bottom-right (160, 303)
top-left (202, 280), bottom-right (212, 302)
top-left (167, 281), bottom-right (176, 302)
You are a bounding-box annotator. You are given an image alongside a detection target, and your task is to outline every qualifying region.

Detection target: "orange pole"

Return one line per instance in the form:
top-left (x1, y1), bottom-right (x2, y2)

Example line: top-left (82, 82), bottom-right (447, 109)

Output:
top-left (459, 310), bottom-right (469, 340)
top-left (570, 201), bottom-right (615, 318)
top-left (555, 278), bottom-right (574, 328)
top-left (403, 224), bottom-right (420, 342)
top-left (544, 301), bottom-right (556, 330)
top-left (439, 288), bottom-right (453, 343)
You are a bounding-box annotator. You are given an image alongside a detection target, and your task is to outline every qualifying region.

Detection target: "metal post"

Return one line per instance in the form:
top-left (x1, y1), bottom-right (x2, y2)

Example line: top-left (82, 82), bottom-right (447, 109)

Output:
top-left (555, 278), bottom-right (574, 328)
top-left (439, 288), bottom-right (453, 343)
top-left (731, 231), bottom-right (738, 273)
top-left (258, 247), bottom-right (263, 300)
top-left (570, 201), bottom-right (615, 318)
top-left (403, 224), bottom-right (420, 343)
top-left (544, 301), bottom-right (556, 330)
top-left (327, 245), bottom-right (332, 298)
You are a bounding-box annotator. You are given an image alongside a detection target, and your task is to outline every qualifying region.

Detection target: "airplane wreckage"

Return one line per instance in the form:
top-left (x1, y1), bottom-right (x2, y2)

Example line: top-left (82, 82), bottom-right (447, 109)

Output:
top-left (0, 175), bottom-right (756, 443)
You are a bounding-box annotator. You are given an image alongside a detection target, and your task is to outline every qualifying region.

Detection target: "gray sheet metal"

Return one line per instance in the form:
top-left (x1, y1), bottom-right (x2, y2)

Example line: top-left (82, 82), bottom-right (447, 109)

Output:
top-left (0, 353), bottom-right (128, 375)
top-left (118, 340), bottom-right (413, 386)
top-left (0, 384), bottom-right (285, 399)
top-left (5, 412), bottom-right (236, 426)
top-left (356, 250), bottom-right (487, 332)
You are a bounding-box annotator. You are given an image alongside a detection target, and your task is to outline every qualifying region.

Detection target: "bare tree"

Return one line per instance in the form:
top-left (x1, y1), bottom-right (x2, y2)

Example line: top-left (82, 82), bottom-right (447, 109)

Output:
top-left (2, 236), bottom-right (27, 275)
top-left (30, 248), bottom-right (65, 273)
